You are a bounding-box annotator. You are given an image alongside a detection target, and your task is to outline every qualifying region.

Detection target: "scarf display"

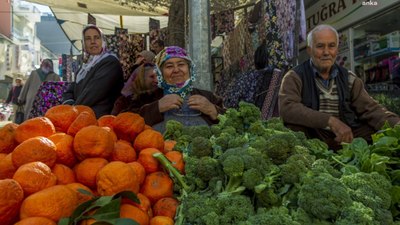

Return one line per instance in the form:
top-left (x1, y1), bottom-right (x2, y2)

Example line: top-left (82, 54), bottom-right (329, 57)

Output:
top-left (155, 46), bottom-right (197, 98)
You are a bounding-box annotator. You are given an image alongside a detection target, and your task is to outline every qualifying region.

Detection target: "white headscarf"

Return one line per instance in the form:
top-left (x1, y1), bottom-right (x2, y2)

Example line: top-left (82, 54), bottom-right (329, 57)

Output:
top-left (76, 24), bottom-right (117, 83)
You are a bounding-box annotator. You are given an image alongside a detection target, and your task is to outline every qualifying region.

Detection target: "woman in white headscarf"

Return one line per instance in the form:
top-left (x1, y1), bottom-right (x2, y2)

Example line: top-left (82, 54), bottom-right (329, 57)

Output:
top-left (62, 24), bottom-right (124, 118)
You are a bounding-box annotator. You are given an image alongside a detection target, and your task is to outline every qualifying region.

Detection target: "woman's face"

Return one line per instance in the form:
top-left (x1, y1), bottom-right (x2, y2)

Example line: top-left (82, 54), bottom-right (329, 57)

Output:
top-left (161, 58), bottom-right (190, 85)
top-left (144, 68), bottom-right (158, 91)
top-left (84, 28), bottom-right (102, 55)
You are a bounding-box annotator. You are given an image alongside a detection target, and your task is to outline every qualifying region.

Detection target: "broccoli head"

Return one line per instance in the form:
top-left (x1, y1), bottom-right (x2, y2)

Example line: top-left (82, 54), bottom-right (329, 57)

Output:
top-left (298, 172), bottom-right (352, 221)
top-left (189, 136), bottom-right (213, 158)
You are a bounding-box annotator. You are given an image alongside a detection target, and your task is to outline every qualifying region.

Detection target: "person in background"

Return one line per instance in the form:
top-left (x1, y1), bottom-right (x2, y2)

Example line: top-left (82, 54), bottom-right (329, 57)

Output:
top-left (19, 59), bottom-right (60, 121)
top-left (151, 39), bottom-right (165, 55)
top-left (278, 24), bottom-right (400, 150)
top-left (5, 78), bottom-right (23, 122)
top-left (62, 24), bottom-right (124, 118)
top-left (112, 63), bottom-right (158, 115)
top-left (120, 46), bottom-right (225, 132)
top-left (128, 50), bottom-right (156, 79)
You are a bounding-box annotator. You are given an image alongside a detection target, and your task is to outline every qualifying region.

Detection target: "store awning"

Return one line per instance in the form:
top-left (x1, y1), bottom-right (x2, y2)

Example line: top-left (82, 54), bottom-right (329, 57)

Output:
top-left (25, 0), bottom-right (169, 51)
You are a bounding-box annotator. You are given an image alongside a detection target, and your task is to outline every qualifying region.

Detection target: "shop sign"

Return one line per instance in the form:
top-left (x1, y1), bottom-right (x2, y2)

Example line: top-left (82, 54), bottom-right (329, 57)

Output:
top-left (306, 0), bottom-right (399, 31)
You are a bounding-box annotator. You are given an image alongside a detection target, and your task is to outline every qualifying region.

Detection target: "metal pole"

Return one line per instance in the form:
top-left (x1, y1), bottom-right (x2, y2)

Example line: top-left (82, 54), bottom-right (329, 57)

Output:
top-left (188, 0), bottom-right (212, 91)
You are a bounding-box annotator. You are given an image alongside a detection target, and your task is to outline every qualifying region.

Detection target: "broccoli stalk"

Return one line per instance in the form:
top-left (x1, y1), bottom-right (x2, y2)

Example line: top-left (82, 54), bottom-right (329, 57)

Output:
top-left (153, 152), bottom-right (190, 192)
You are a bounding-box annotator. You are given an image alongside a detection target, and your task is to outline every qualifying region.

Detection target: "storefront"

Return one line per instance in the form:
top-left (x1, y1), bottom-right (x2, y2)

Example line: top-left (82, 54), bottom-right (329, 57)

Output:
top-left (299, 0), bottom-right (400, 91)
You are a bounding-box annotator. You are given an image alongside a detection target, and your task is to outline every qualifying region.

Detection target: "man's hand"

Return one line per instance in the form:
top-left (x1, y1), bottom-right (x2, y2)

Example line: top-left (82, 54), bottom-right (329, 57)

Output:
top-left (328, 116), bottom-right (354, 143)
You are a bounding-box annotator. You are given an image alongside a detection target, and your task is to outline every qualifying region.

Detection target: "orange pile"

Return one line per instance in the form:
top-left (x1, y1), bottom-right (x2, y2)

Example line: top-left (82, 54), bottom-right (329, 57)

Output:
top-left (0, 105), bottom-right (182, 225)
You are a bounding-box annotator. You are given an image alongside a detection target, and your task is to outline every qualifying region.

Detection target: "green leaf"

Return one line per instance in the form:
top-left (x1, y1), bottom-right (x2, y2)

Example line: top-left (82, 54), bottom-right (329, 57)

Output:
top-left (113, 191), bottom-right (140, 204)
top-left (58, 217), bottom-right (70, 225)
top-left (91, 198), bottom-right (121, 220)
top-left (92, 218), bottom-right (139, 225)
top-left (69, 197), bottom-right (101, 223)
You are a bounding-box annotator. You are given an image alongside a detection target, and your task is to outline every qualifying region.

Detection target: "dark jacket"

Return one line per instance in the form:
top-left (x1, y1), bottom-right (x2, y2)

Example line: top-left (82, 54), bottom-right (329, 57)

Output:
top-left (6, 85), bottom-right (23, 105)
top-left (62, 55), bottom-right (124, 118)
top-left (113, 88), bottom-right (225, 126)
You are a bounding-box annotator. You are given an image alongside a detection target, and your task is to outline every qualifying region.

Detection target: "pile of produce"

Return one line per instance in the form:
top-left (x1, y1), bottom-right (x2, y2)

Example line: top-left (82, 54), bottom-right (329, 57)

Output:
top-left (0, 105), bottom-right (180, 225)
top-left (161, 102), bottom-right (400, 225)
top-left (2, 101), bottom-right (400, 225)
top-left (371, 92), bottom-right (400, 115)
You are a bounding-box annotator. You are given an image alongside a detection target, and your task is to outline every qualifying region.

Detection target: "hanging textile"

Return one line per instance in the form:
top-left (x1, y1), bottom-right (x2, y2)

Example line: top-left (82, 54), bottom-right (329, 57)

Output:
top-left (260, 68), bottom-right (284, 120)
top-left (275, 0), bottom-right (296, 61)
top-left (211, 9), bottom-right (235, 39)
top-left (106, 32), bottom-right (145, 80)
top-left (263, 0), bottom-right (288, 68)
top-left (149, 18), bottom-right (161, 46)
top-left (222, 17), bottom-right (253, 72)
top-left (29, 81), bottom-right (70, 119)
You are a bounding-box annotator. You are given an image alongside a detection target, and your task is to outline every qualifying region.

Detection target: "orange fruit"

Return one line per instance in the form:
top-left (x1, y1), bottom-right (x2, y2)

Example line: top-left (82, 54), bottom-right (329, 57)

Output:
top-left (13, 161), bottom-right (57, 195)
top-left (165, 151), bottom-right (185, 174)
top-left (0, 153), bottom-right (17, 179)
top-left (96, 161), bottom-right (139, 196)
top-left (0, 179), bottom-right (24, 225)
top-left (12, 136), bottom-right (57, 168)
top-left (163, 140), bottom-right (177, 153)
top-left (73, 157), bottom-right (108, 189)
top-left (133, 129), bottom-right (164, 153)
top-left (14, 217), bottom-right (57, 225)
top-left (66, 183), bottom-right (94, 205)
top-left (97, 115), bottom-right (116, 128)
top-left (45, 105), bottom-right (79, 133)
top-left (140, 171), bottom-right (174, 204)
top-left (20, 185), bottom-right (78, 222)
top-left (0, 123), bottom-right (19, 154)
top-left (48, 133), bottom-right (77, 168)
top-left (74, 105), bottom-right (96, 118)
top-left (149, 216), bottom-right (174, 225)
top-left (67, 111), bottom-right (98, 136)
top-left (120, 204), bottom-right (150, 225)
top-left (132, 193), bottom-right (153, 218)
top-left (52, 164), bottom-right (76, 185)
top-left (137, 148), bottom-right (162, 174)
top-left (14, 117), bottom-right (56, 143)
top-left (102, 126), bottom-right (118, 142)
top-left (152, 197), bottom-right (179, 219)
top-left (127, 161), bottom-right (146, 185)
top-left (111, 140), bottom-right (137, 163)
top-left (113, 112), bottom-right (145, 142)
top-left (73, 125), bottom-right (114, 161)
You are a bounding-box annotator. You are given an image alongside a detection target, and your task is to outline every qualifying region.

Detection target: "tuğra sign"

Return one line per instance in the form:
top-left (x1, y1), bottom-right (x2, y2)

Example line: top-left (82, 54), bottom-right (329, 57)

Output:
top-left (306, 0), bottom-right (399, 31)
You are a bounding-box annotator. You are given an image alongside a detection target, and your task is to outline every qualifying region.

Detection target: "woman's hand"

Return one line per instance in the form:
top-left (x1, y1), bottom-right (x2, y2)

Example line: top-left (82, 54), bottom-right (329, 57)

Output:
top-left (328, 116), bottom-right (353, 144)
top-left (187, 95), bottom-right (218, 120)
top-left (158, 94), bottom-right (183, 113)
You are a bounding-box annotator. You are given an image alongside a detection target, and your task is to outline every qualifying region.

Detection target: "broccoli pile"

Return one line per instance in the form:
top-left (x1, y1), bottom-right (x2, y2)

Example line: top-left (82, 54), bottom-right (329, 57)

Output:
top-left (159, 101), bottom-right (397, 225)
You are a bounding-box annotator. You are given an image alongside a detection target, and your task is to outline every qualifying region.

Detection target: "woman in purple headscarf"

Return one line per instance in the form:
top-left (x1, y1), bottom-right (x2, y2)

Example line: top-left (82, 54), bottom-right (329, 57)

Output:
top-left (118, 46), bottom-right (225, 132)
top-left (62, 24), bottom-right (124, 118)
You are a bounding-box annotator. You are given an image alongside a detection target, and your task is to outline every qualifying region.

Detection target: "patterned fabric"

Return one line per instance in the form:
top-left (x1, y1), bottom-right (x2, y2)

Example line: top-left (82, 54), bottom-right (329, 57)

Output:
top-left (105, 33), bottom-right (145, 80)
top-left (275, 0), bottom-right (296, 60)
top-left (222, 17), bottom-right (253, 71)
top-left (211, 9), bottom-right (235, 39)
top-left (263, 0), bottom-right (288, 68)
top-left (261, 68), bottom-right (283, 120)
top-left (29, 81), bottom-right (70, 119)
top-left (223, 70), bottom-right (264, 108)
